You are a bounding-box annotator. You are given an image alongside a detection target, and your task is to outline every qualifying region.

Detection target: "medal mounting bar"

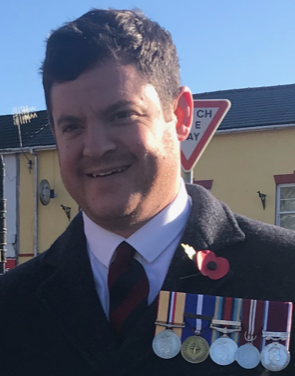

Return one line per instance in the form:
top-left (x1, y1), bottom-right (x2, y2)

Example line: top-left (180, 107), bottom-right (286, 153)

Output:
top-left (154, 321), bottom-right (185, 329)
top-left (211, 319), bottom-right (241, 326)
top-left (210, 319), bottom-right (241, 334)
top-left (184, 312), bottom-right (213, 321)
top-left (210, 325), bottom-right (241, 335)
top-left (262, 331), bottom-right (290, 340)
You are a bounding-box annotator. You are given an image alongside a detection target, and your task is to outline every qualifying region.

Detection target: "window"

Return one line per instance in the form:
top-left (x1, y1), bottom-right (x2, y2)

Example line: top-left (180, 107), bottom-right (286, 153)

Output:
top-left (276, 184), bottom-right (295, 231)
top-left (193, 179), bottom-right (213, 191)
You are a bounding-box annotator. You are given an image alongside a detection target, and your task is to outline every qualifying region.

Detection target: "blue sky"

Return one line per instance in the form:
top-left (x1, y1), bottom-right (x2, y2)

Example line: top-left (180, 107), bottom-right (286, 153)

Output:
top-left (1, 0), bottom-right (295, 115)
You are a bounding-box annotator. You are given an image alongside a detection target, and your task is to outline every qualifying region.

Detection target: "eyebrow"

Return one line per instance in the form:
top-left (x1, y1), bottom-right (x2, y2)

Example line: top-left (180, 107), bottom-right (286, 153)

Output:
top-left (56, 100), bottom-right (141, 128)
top-left (98, 100), bottom-right (139, 117)
top-left (56, 115), bottom-right (86, 128)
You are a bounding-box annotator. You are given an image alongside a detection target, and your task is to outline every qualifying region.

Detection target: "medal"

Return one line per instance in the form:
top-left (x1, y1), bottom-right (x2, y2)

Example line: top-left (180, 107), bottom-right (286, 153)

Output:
top-left (260, 301), bottom-right (292, 372)
top-left (181, 335), bottom-right (209, 363)
top-left (236, 343), bottom-right (260, 369)
top-left (181, 294), bottom-right (215, 363)
top-left (153, 329), bottom-right (181, 359)
top-left (210, 335), bottom-right (237, 365)
top-left (236, 299), bottom-right (264, 369)
top-left (210, 297), bottom-right (242, 366)
top-left (261, 342), bottom-right (290, 371)
top-left (153, 291), bottom-right (186, 359)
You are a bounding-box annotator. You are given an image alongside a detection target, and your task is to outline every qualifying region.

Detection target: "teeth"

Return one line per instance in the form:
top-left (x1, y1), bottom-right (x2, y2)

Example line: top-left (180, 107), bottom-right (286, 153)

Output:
top-left (91, 167), bottom-right (126, 178)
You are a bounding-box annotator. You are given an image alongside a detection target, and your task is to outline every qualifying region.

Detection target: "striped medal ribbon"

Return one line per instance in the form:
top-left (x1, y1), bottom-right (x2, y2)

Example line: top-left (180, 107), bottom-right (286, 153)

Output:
top-left (236, 299), bottom-right (264, 369)
top-left (209, 297), bottom-right (242, 366)
top-left (153, 291), bottom-right (186, 359)
top-left (181, 294), bottom-right (216, 363)
top-left (260, 301), bottom-right (293, 372)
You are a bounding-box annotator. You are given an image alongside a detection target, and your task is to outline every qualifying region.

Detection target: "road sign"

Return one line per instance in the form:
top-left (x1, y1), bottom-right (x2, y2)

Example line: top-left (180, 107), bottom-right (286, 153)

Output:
top-left (181, 99), bottom-right (231, 172)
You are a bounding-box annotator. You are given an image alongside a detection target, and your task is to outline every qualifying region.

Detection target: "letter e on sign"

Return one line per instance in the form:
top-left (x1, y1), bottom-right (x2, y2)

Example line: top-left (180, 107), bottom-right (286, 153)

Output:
top-left (181, 99), bottom-right (231, 172)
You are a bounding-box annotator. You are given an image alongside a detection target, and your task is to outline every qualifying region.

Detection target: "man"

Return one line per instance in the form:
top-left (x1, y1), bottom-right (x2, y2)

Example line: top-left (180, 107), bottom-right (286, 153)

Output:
top-left (0, 8), bottom-right (295, 376)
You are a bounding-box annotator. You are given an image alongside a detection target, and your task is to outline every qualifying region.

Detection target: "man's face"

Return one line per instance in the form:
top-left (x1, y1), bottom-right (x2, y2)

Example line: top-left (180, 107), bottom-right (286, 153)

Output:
top-left (51, 62), bottom-right (189, 236)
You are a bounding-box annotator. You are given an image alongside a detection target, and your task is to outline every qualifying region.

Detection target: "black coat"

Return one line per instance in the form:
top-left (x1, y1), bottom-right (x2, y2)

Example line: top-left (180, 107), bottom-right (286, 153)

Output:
top-left (1, 184), bottom-right (295, 376)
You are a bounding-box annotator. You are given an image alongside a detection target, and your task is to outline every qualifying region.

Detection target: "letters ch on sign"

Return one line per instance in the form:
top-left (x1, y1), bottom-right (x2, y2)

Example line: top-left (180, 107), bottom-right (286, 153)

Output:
top-left (187, 110), bottom-right (213, 141)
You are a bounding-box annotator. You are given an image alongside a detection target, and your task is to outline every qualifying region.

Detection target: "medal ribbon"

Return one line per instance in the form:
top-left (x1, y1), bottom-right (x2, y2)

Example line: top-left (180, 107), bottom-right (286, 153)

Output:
top-left (182, 293), bottom-right (216, 344)
top-left (240, 299), bottom-right (264, 349)
top-left (211, 297), bottom-right (242, 344)
top-left (232, 297), bottom-right (243, 344)
top-left (262, 301), bottom-right (293, 350)
top-left (155, 291), bottom-right (186, 338)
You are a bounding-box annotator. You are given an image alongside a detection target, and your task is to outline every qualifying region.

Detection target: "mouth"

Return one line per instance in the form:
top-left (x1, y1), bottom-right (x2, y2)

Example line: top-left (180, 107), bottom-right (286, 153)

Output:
top-left (87, 165), bottom-right (131, 178)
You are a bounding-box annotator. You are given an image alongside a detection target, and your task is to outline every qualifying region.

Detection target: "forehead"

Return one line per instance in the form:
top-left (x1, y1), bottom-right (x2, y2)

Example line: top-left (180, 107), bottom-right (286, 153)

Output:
top-left (50, 62), bottom-right (160, 116)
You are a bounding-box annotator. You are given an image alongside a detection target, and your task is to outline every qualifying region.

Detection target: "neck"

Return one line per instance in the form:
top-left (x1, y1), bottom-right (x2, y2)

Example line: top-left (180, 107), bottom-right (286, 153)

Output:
top-left (86, 184), bottom-right (181, 237)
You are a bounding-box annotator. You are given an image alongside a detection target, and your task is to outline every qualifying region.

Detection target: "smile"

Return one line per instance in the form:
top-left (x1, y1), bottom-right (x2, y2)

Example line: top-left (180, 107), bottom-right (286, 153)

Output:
top-left (87, 165), bottom-right (130, 178)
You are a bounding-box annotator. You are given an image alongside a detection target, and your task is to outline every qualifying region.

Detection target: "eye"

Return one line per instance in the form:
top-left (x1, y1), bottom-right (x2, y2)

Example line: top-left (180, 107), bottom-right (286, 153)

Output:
top-left (113, 110), bottom-right (138, 121)
top-left (62, 123), bottom-right (79, 133)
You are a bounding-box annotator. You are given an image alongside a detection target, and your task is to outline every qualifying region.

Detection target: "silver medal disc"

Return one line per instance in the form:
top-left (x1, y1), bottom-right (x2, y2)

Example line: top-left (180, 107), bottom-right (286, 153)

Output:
top-left (236, 343), bottom-right (261, 369)
top-left (210, 336), bottom-right (238, 366)
top-left (261, 342), bottom-right (290, 372)
top-left (152, 330), bottom-right (181, 359)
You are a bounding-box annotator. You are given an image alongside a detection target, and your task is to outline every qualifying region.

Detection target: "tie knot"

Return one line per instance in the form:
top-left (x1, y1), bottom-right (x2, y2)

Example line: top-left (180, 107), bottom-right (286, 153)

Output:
top-left (114, 241), bottom-right (136, 263)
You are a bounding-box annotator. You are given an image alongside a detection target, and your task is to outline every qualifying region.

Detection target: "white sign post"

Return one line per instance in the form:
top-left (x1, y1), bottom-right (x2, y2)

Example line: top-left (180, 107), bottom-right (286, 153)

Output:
top-left (181, 99), bottom-right (231, 183)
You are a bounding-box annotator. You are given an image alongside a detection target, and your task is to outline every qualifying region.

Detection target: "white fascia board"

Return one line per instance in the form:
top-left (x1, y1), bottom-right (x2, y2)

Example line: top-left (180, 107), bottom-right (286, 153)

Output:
top-left (0, 145), bottom-right (56, 154)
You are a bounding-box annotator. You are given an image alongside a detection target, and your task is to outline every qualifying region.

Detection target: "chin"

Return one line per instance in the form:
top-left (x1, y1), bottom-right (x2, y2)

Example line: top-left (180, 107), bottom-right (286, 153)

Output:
top-left (87, 203), bottom-right (135, 221)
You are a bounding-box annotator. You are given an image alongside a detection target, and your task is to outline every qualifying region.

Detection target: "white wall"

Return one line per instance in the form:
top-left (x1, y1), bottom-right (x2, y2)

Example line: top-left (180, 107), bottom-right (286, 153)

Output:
top-left (3, 154), bottom-right (17, 258)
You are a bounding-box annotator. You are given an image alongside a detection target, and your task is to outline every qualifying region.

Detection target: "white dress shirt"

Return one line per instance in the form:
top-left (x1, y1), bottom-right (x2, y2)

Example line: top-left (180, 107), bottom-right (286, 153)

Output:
top-left (83, 179), bottom-right (191, 318)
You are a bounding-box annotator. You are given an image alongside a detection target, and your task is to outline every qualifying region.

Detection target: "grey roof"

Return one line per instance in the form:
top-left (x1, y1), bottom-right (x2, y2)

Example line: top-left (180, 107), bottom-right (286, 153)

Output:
top-left (0, 110), bottom-right (55, 151)
top-left (1, 83), bottom-right (295, 150)
top-left (193, 83), bottom-right (295, 130)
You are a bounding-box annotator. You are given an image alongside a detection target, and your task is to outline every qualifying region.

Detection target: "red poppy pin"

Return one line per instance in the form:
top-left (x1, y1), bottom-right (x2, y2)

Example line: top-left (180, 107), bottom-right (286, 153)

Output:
top-left (197, 250), bottom-right (230, 280)
top-left (182, 244), bottom-right (230, 280)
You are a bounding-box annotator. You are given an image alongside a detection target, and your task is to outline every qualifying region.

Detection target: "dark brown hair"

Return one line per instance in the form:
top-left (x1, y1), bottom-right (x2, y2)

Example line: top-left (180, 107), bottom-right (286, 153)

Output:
top-left (41, 9), bottom-right (181, 125)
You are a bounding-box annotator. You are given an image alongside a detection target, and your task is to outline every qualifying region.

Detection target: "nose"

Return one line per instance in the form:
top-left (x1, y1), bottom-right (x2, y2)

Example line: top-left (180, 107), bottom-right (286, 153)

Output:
top-left (83, 122), bottom-right (117, 158)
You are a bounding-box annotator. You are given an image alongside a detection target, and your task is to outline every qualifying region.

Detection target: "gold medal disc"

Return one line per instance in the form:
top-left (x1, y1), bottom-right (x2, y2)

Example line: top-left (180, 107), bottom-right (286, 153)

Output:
top-left (181, 336), bottom-right (210, 363)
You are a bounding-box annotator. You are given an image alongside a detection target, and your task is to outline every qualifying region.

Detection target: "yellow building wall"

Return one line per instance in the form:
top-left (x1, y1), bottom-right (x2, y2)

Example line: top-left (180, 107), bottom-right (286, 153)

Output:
top-left (18, 127), bottom-right (295, 264)
top-left (193, 127), bottom-right (295, 225)
top-left (19, 150), bottom-right (78, 264)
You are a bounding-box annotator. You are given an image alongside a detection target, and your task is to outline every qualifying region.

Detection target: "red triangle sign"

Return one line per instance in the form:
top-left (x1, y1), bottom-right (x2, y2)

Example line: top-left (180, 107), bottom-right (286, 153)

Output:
top-left (181, 99), bottom-right (231, 172)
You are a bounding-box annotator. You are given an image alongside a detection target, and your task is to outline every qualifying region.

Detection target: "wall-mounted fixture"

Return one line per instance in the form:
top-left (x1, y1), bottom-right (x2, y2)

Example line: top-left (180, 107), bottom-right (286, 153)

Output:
top-left (257, 191), bottom-right (266, 210)
top-left (61, 205), bottom-right (71, 221)
top-left (39, 179), bottom-right (57, 206)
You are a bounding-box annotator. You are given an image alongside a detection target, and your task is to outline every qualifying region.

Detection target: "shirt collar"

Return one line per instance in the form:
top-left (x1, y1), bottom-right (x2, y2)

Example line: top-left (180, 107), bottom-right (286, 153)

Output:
top-left (83, 213), bottom-right (125, 268)
top-left (83, 179), bottom-right (191, 267)
top-left (127, 179), bottom-right (191, 262)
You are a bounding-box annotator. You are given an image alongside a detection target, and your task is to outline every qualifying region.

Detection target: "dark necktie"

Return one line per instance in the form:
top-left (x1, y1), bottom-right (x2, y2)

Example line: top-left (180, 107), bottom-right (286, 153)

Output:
top-left (108, 241), bottom-right (149, 342)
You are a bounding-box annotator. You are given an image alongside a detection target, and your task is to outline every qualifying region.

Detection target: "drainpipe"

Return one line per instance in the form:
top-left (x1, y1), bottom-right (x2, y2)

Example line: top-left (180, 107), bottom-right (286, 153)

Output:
top-left (0, 155), bottom-right (7, 273)
top-left (30, 148), bottom-right (38, 257)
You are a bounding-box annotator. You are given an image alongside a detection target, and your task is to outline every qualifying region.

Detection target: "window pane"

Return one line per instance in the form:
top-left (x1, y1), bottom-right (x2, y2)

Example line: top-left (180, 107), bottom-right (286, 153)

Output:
top-left (280, 186), bottom-right (295, 199)
top-left (280, 198), bottom-right (295, 212)
top-left (280, 214), bottom-right (295, 231)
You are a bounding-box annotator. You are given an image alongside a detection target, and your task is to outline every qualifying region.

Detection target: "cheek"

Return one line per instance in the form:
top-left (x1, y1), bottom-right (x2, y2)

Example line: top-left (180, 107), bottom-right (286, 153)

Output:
top-left (133, 127), bottom-right (163, 152)
top-left (57, 139), bottom-right (79, 164)
top-left (58, 149), bottom-right (78, 180)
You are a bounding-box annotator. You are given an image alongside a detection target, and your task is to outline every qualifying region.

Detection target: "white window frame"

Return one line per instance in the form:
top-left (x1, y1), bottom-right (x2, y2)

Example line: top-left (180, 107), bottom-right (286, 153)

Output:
top-left (275, 183), bottom-right (295, 228)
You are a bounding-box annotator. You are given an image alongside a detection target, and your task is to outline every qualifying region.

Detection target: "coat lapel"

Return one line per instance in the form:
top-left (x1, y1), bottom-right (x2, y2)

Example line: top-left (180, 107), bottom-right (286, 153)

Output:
top-left (176, 184), bottom-right (246, 296)
top-left (37, 213), bottom-right (118, 374)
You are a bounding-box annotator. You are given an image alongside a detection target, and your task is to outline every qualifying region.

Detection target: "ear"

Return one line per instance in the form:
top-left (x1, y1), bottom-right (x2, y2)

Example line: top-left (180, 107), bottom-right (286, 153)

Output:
top-left (173, 86), bottom-right (193, 142)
